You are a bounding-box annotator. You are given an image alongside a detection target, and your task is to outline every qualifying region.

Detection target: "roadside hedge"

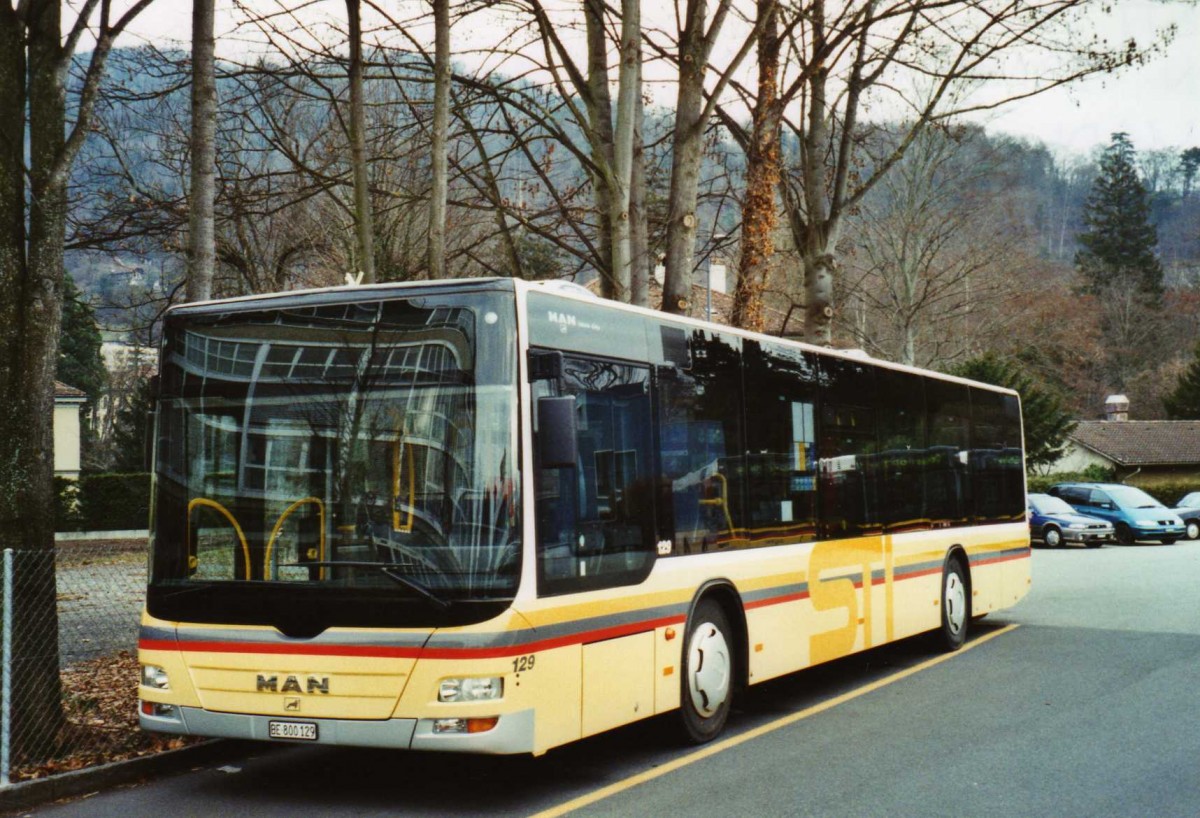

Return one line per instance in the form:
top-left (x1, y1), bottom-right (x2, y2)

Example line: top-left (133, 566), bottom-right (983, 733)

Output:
top-left (54, 475), bottom-right (83, 532)
top-left (56, 472), bottom-right (151, 533)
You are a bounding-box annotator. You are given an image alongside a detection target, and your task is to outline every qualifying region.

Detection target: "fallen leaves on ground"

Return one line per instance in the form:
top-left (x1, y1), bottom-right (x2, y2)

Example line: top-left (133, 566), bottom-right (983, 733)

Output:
top-left (13, 650), bottom-right (200, 782)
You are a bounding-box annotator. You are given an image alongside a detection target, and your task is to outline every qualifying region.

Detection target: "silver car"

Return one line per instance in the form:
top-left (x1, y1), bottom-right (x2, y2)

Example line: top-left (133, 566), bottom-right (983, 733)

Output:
top-left (1170, 491), bottom-right (1200, 540)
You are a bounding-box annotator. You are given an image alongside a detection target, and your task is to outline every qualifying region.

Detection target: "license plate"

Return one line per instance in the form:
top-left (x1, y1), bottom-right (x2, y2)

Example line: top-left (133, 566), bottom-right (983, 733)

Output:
top-left (268, 720), bottom-right (318, 741)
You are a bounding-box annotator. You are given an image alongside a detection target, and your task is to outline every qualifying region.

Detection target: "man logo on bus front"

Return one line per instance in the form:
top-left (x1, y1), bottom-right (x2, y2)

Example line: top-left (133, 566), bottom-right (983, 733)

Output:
top-left (257, 674), bottom-right (331, 695)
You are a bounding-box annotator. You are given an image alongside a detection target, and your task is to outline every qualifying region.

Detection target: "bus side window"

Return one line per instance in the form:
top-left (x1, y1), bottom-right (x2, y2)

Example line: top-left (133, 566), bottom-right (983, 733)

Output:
top-left (926, 380), bottom-right (971, 527)
top-left (534, 356), bottom-right (656, 596)
top-left (656, 330), bottom-right (746, 554)
top-left (969, 387), bottom-right (1025, 524)
top-left (742, 340), bottom-right (819, 546)
top-left (818, 357), bottom-right (879, 539)
top-left (876, 369), bottom-right (928, 533)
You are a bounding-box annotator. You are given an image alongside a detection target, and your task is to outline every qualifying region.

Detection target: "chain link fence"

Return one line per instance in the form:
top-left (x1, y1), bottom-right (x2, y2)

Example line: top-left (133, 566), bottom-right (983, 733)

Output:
top-left (1, 538), bottom-right (192, 784)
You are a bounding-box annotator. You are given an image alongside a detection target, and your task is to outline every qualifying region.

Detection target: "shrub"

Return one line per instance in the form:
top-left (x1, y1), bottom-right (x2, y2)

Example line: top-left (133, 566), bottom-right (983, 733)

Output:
top-left (76, 473), bottom-right (151, 532)
top-left (54, 476), bottom-right (83, 532)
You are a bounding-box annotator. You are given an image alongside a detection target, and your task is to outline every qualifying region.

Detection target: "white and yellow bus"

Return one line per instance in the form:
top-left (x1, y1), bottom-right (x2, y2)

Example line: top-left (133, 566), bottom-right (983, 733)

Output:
top-left (138, 278), bottom-right (1030, 754)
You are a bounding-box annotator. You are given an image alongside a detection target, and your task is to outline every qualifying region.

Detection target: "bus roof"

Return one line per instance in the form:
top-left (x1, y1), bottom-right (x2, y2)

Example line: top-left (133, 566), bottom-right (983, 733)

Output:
top-left (165, 276), bottom-right (1017, 399)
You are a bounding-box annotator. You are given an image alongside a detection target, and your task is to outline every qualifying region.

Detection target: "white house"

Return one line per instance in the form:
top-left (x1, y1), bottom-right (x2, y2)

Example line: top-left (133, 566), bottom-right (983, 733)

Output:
top-left (1048, 396), bottom-right (1200, 482)
top-left (54, 381), bottom-right (86, 480)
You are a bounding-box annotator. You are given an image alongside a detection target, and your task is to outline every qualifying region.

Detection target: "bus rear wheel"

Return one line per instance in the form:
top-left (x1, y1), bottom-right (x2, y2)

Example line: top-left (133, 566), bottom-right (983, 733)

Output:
top-left (938, 557), bottom-right (970, 652)
top-left (679, 598), bottom-right (734, 744)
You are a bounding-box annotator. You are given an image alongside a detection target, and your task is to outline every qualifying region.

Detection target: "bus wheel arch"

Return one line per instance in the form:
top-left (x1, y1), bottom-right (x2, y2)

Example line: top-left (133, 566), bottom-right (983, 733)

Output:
top-left (938, 548), bottom-right (971, 651)
top-left (678, 581), bottom-right (746, 744)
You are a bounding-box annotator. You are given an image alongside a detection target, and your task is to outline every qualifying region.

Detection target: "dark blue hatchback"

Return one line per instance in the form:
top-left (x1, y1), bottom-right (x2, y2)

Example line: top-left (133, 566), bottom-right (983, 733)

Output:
top-left (1027, 493), bottom-right (1113, 548)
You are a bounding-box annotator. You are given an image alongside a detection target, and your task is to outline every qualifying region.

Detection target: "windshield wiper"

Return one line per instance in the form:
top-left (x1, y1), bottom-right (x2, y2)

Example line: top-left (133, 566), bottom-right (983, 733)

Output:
top-left (378, 567), bottom-right (451, 611)
top-left (281, 561), bottom-right (451, 611)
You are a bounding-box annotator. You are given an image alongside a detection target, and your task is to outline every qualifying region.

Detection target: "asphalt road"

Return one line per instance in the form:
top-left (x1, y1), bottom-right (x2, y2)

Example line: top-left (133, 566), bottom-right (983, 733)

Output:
top-left (26, 540), bottom-right (1200, 817)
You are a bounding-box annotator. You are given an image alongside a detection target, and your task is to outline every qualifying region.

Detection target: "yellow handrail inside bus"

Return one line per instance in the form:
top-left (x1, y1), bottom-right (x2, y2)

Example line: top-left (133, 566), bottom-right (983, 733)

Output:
top-left (187, 497), bottom-right (251, 579)
top-left (263, 497), bottom-right (327, 579)
top-left (699, 473), bottom-right (736, 540)
top-left (392, 439), bottom-right (415, 533)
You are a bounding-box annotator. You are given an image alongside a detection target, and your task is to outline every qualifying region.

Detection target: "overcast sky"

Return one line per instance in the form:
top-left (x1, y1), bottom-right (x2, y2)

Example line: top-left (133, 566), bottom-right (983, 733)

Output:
top-left (980, 0), bottom-right (1199, 156)
top-left (119, 0), bottom-right (1200, 158)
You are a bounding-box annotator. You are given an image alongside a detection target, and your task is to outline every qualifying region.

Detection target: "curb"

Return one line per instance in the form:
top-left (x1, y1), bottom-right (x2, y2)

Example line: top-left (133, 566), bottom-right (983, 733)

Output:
top-left (0, 740), bottom-right (255, 814)
top-left (54, 530), bottom-right (149, 543)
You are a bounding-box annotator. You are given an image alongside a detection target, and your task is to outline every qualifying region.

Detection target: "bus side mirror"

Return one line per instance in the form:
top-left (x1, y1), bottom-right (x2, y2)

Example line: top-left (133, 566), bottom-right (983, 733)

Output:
top-left (537, 396), bottom-right (578, 469)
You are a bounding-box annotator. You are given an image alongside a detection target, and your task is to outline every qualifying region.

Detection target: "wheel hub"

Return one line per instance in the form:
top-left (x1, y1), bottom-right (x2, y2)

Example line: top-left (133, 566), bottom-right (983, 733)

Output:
top-left (944, 572), bottom-right (966, 635)
top-left (687, 622), bottom-right (731, 717)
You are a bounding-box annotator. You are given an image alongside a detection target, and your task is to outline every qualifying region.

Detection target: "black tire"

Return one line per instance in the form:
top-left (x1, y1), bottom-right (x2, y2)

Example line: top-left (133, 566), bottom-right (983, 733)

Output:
top-left (679, 598), bottom-right (735, 744)
top-left (1186, 520), bottom-right (1199, 541)
top-left (1115, 523), bottom-right (1135, 545)
top-left (938, 556), bottom-right (970, 652)
top-left (1043, 526), bottom-right (1062, 549)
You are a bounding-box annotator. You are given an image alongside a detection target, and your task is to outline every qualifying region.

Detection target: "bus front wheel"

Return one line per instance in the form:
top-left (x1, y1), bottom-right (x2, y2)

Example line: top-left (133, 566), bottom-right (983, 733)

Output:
top-left (938, 557), bottom-right (970, 652)
top-left (679, 598), bottom-right (734, 744)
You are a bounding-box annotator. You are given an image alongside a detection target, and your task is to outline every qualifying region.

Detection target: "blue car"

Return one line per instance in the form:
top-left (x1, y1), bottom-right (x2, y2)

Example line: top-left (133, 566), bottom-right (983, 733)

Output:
top-left (1027, 493), bottom-right (1113, 548)
top-left (1048, 482), bottom-right (1186, 545)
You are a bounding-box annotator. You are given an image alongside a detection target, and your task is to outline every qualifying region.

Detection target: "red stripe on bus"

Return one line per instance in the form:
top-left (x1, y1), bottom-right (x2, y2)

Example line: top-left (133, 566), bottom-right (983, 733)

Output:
top-left (139, 613), bottom-right (689, 661)
top-left (138, 638), bottom-right (423, 659)
top-left (140, 552), bottom-right (1027, 660)
top-left (745, 590), bottom-right (810, 610)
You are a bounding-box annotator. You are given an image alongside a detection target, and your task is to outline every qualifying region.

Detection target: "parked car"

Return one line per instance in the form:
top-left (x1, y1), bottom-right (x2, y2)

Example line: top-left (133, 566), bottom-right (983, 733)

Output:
top-left (1048, 483), bottom-right (1186, 545)
top-left (1027, 493), bottom-right (1114, 548)
top-left (1169, 491), bottom-right (1200, 540)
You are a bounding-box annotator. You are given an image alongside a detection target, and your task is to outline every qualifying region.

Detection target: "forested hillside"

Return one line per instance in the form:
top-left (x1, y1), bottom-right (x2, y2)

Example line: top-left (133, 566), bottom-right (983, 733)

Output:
top-left (66, 38), bottom-right (1200, 421)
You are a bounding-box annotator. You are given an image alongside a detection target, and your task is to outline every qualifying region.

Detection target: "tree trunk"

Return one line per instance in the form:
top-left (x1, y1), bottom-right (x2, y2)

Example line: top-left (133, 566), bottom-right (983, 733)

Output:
top-left (799, 0), bottom-right (837, 346)
top-left (1, 0), bottom-right (153, 766)
top-left (605, 0), bottom-right (639, 303)
top-left (346, 0), bottom-right (375, 283)
top-left (428, 0), bottom-right (450, 280)
top-left (0, 7), bottom-right (23, 337)
top-left (802, 250), bottom-right (836, 344)
top-left (185, 0), bottom-right (217, 302)
top-left (661, 0), bottom-right (709, 316)
top-left (730, 0), bottom-right (781, 332)
top-left (583, 0), bottom-right (615, 298)
top-left (2, 0), bottom-right (66, 763)
top-left (629, 63), bottom-right (649, 308)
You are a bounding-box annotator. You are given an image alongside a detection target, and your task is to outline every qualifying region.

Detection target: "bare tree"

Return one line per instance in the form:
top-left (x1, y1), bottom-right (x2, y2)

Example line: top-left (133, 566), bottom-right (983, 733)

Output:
top-left (347, 0), bottom-right (376, 283)
top-left (720, 0), bottom-right (1171, 344)
top-left (427, 0), bottom-right (450, 279)
top-left (840, 126), bottom-right (1026, 367)
top-left (728, 0), bottom-right (780, 331)
top-left (0, 0), bottom-right (156, 763)
top-left (185, 0), bottom-right (217, 302)
top-left (656, 0), bottom-right (760, 315)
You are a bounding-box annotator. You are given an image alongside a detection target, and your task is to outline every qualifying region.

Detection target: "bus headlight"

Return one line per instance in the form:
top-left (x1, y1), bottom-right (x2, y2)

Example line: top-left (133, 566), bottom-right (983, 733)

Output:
top-left (141, 664), bottom-right (170, 690)
top-left (438, 676), bottom-right (503, 702)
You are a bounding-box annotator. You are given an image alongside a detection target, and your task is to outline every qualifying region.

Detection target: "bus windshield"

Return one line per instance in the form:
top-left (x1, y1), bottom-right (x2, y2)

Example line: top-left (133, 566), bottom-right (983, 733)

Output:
top-left (148, 289), bottom-right (520, 629)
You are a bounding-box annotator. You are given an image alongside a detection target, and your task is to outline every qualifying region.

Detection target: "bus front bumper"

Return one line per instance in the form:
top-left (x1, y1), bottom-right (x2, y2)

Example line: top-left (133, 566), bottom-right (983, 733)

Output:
top-left (140, 705), bottom-right (536, 754)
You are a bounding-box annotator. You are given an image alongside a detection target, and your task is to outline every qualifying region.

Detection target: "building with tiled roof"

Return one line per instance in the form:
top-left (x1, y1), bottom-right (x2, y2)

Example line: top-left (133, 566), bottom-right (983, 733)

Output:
top-left (1051, 396), bottom-right (1200, 481)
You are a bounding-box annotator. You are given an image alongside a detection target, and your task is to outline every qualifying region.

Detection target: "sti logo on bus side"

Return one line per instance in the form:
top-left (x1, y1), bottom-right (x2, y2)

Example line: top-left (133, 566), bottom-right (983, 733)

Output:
top-left (256, 674), bottom-right (330, 695)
